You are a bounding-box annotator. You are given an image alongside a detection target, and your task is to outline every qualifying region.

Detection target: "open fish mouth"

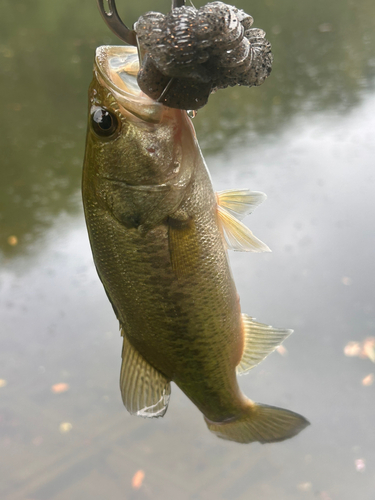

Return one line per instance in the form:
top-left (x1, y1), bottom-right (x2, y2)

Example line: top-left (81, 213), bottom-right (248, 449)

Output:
top-left (94, 45), bottom-right (164, 123)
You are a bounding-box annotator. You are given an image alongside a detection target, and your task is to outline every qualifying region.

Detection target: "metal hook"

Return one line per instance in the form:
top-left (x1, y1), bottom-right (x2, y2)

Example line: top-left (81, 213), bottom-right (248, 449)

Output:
top-left (97, 0), bottom-right (137, 46)
top-left (97, 0), bottom-right (186, 46)
top-left (172, 0), bottom-right (186, 7)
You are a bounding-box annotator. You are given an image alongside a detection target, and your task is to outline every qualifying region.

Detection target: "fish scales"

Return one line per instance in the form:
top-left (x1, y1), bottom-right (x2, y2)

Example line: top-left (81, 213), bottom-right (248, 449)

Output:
top-left (82, 46), bottom-right (309, 443)
top-left (84, 80), bottom-right (242, 420)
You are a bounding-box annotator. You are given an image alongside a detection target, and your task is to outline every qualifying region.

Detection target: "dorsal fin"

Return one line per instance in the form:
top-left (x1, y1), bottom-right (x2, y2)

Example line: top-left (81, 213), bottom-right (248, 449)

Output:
top-left (216, 189), bottom-right (267, 220)
top-left (120, 330), bottom-right (171, 418)
top-left (237, 314), bottom-right (293, 375)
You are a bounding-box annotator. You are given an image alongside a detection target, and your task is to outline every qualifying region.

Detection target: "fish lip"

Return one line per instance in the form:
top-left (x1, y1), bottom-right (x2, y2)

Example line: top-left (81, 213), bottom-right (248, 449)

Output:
top-left (94, 45), bottom-right (164, 123)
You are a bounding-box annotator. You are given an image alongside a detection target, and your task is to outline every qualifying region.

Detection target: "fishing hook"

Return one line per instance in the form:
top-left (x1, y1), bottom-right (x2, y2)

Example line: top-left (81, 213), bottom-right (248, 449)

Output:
top-left (172, 0), bottom-right (186, 7)
top-left (97, 0), bottom-right (137, 46)
top-left (97, 0), bottom-right (186, 47)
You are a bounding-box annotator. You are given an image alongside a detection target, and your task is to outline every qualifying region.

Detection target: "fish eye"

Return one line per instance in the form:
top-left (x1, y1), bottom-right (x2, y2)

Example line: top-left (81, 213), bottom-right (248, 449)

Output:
top-left (91, 106), bottom-right (120, 138)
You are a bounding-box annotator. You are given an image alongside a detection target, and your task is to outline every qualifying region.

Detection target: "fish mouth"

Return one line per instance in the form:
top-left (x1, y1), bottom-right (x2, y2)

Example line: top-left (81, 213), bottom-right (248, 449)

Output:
top-left (95, 46), bottom-right (163, 123)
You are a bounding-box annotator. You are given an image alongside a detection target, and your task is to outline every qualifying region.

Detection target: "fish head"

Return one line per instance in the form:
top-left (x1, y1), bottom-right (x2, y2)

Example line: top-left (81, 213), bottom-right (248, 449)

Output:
top-left (84, 46), bottom-right (198, 188)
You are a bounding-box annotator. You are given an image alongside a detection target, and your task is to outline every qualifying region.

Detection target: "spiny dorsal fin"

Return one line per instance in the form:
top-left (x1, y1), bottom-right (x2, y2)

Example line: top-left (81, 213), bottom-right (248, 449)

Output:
top-left (216, 189), bottom-right (267, 220)
top-left (216, 204), bottom-right (271, 252)
top-left (236, 314), bottom-right (293, 375)
top-left (120, 330), bottom-right (171, 418)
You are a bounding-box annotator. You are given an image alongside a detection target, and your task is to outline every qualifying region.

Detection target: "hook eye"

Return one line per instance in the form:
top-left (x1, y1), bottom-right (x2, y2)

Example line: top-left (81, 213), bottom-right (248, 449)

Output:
top-left (97, 0), bottom-right (137, 46)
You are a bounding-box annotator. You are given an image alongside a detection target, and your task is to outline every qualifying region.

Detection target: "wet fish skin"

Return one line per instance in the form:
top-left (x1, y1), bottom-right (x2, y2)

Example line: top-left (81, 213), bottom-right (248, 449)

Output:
top-left (82, 46), bottom-right (309, 443)
top-left (83, 74), bottom-right (243, 420)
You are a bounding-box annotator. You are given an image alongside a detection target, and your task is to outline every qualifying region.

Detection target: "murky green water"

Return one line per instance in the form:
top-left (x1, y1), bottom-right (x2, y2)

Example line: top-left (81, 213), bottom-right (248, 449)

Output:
top-left (1, 0), bottom-right (375, 499)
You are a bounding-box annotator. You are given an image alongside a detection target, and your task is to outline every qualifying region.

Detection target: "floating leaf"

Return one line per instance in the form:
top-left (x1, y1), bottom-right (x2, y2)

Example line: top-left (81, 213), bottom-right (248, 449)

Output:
top-left (361, 374), bottom-right (374, 386)
top-left (59, 422), bottom-right (72, 433)
top-left (355, 458), bottom-right (366, 472)
top-left (7, 236), bottom-right (18, 246)
top-left (132, 470), bottom-right (145, 489)
top-left (276, 345), bottom-right (288, 356)
top-left (344, 342), bottom-right (361, 357)
top-left (344, 338), bottom-right (375, 362)
top-left (51, 383), bottom-right (69, 394)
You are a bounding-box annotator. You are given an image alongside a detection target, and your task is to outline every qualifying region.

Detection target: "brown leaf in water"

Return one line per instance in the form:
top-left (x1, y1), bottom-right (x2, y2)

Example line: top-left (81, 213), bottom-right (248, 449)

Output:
top-left (362, 338), bottom-right (375, 363)
top-left (361, 374), bottom-right (374, 386)
top-left (276, 345), bottom-right (288, 356)
top-left (7, 236), bottom-right (18, 246)
top-left (344, 341), bottom-right (361, 357)
top-left (59, 422), bottom-right (72, 433)
top-left (51, 383), bottom-right (69, 394)
top-left (355, 458), bottom-right (366, 472)
top-left (344, 338), bottom-right (375, 362)
top-left (132, 470), bottom-right (145, 489)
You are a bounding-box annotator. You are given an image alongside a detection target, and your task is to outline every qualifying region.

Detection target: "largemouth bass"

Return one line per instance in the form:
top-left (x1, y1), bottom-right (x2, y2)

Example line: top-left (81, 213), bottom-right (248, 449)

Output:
top-left (82, 46), bottom-right (309, 443)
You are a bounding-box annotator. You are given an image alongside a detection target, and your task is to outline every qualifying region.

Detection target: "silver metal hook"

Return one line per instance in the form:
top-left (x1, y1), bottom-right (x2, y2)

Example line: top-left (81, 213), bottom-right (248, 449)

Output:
top-left (97, 0), bottom-right (137, 46)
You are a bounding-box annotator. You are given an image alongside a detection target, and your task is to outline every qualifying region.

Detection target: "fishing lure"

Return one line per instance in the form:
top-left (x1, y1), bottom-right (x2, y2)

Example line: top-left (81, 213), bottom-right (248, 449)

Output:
top-left (97, 0), bottom-right (273, 109)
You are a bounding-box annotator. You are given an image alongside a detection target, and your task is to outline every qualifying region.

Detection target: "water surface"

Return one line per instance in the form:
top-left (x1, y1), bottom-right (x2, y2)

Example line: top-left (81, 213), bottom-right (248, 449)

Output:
top-left (1, 0), bottom-right (375, 499)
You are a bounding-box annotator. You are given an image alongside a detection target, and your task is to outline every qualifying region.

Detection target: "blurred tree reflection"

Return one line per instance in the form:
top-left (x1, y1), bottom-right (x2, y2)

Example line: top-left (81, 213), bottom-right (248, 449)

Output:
top-left (0, 0), bottom-right (374, 258)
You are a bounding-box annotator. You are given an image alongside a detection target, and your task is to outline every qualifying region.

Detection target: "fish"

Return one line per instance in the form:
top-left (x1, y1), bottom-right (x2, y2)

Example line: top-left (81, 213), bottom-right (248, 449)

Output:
top-left (82, 45), bottom-right (309, 444)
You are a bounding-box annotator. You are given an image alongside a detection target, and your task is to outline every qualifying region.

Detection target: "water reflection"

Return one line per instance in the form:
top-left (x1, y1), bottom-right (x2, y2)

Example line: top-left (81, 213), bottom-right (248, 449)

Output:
top-left (1, 0), bottom-right (375, 498)
top-left (1, 0), bottom-right (374, 258)
top-left (1, 93), bottom-right (375, 499)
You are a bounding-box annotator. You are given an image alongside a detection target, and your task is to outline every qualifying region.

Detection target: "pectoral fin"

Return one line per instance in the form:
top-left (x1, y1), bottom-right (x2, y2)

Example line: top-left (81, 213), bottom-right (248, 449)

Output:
top-left (237, 314), bottom-right (293, 375)
top-left (216, 189), bottom-right (267, 220)
top-left (217, 204), bottom-right (271, 252)
top-left (120, 330), bottom-right (171, 418)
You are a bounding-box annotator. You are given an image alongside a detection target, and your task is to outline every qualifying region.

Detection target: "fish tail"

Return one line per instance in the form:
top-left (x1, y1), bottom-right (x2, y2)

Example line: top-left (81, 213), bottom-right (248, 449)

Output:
top-left (205, 400), bottom-right (309, 444)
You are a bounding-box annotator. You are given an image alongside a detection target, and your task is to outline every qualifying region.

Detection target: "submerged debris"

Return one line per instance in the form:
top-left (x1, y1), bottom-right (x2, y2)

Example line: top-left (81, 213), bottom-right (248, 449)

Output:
top-left (135, 2), bottom-right (273, 109)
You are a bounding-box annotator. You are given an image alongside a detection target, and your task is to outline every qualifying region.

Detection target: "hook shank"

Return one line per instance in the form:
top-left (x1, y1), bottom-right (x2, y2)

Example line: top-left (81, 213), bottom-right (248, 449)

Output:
top-left (172, 0), bottom-right (186, 7)
top-left (97, 0), bottom-right (137, 46)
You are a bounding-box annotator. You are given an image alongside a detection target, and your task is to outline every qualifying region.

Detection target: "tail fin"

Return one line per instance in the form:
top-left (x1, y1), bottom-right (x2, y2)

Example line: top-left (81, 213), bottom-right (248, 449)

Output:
top-left (205, 402), bottom-right (309, 444)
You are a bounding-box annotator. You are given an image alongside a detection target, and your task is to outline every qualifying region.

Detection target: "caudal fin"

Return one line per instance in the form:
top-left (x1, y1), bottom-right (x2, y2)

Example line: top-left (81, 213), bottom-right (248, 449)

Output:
top-left (205, 402), bottom-right (309, 444)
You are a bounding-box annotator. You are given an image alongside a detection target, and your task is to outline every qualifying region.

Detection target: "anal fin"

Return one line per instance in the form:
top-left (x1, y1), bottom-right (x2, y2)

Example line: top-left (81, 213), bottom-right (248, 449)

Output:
top-left (237, 314), bottom-right (293, 375)
top-left (120, 330), bottom-right (171, 418)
